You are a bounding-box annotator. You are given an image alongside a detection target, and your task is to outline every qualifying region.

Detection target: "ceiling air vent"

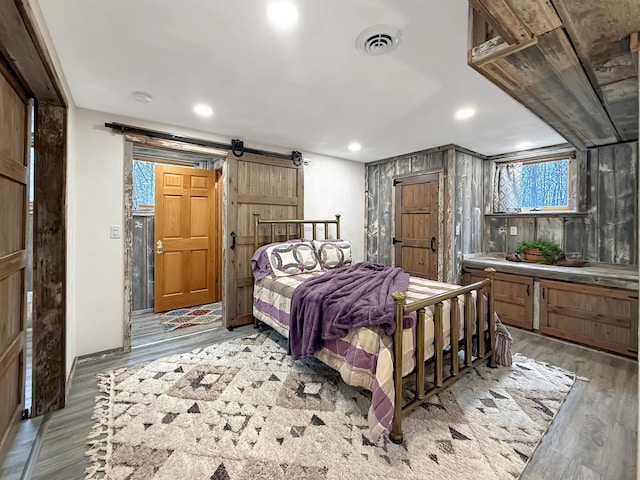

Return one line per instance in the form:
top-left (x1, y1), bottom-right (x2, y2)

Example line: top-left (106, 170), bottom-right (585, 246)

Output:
top-left (356, 24), bottom-right (402, 56)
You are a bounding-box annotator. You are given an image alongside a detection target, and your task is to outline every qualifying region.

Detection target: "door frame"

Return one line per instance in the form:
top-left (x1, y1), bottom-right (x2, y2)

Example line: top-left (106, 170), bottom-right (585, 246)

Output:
top-left (391, 171), bottom-right (445, 281)
top-left (0, 2), bottom-right (68, 454)
top-left (122, 139), bottom-right (227, 352)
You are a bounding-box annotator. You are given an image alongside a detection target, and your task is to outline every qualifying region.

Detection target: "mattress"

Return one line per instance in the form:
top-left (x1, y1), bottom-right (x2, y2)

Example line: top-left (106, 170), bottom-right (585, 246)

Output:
top-left (253, 270), bottom-right (482, 441)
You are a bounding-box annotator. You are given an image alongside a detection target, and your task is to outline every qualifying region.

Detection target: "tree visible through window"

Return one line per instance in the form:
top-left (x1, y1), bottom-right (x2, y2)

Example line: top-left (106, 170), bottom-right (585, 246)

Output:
top-left (520, 159), bottom-right (569, 210)
top-left (133, 160), bottom-right (154, 209)
top-left (493, 157), bottom-right (572, 213)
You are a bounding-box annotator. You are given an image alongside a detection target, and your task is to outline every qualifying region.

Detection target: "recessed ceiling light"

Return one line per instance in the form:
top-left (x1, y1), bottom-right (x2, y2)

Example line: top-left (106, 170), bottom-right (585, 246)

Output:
top-left (193, 104), bottom-right (213, 118)
top-left (131, 91), bottom-right (151, 103)
top-left (348, 142), bottom-right (362, 152)
top-left (266, 2), bottom-right (299, 30)
top-left (454, 107), bottom-right (476, 120)
top-left (516, 141), bottom-right (533, 150)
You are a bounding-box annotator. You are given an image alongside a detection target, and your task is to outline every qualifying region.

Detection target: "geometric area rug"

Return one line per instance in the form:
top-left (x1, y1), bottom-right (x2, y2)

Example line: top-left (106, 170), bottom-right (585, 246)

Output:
top-left (158, 301), bottom-right (222, 332)
top-left (85, 331), bottom-right (577, 480)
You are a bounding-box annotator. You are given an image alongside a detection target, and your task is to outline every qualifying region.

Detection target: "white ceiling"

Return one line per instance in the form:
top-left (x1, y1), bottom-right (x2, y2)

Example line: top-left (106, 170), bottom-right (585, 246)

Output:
top-left (37, 0), bottom-right (566, 162)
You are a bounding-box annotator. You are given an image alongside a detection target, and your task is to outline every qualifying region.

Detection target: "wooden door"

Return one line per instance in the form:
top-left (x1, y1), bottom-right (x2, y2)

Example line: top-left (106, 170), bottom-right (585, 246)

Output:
top-left (394, 174), bottom-right (439, 279)
top-left (224, 153), bottom-right (304, 329)
top-left (154, 165), bottom-right (219, 312)
top-left (0, 63), bottom-right (28, 461)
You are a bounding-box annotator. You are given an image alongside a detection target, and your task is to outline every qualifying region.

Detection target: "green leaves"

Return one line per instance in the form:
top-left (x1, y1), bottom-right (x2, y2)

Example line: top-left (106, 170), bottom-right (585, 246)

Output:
top-left (516, 240), bottom-right (563, 265)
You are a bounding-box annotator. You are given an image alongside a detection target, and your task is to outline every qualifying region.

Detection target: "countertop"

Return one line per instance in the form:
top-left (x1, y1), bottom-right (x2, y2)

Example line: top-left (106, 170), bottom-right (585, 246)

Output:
top-left (462, 254), bottom-right (639, 290)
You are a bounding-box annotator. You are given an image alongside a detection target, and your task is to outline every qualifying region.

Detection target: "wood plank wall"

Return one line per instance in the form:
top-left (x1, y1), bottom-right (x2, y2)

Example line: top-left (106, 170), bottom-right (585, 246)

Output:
top-left (132, 212), bottom-right (154, 311)
top-left (32, 102), bottom-right (67, 415)
top-left (587, 142), bottom-right (637, 264)
top-left (366, 150), bottom-right (445, 266)
top-left (365, 146), bottom-right (485, 282)
top-left (453, 151), bottom-right (485, 279)
top-left (485, 141), bottom-right (638, 265)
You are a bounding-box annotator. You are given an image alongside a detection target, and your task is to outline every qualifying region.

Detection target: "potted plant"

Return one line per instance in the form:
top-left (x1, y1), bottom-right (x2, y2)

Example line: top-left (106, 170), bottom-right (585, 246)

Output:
top-left (517, 240), bottom-right (563, 265)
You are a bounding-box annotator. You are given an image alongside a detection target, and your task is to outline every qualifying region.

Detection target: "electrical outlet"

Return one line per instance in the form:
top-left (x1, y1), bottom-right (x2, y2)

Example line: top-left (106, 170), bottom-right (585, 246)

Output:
top-left (510, 226), bottom-right (518, 236)
top-left (110, 225), bottom-right (122, 239)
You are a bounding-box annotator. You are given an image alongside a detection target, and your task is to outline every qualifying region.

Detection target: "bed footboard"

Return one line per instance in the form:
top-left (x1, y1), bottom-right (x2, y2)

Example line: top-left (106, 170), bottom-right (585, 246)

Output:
top-left (389, 268), bottom-right (496, 444)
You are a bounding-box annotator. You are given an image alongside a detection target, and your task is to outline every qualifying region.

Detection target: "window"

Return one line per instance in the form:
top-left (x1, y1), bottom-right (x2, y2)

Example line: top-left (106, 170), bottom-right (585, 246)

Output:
top-left (132, 160), bottom-right (155, 209)
top-left (521, 159), bottom-right (570, 210)
top-left (493, 157), bottom-right (573, 213)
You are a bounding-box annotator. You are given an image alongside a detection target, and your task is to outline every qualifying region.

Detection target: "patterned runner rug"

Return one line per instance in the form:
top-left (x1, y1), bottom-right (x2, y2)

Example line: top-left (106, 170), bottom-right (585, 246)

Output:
top-left (86, 331), bottom-right (577, 480)
top-left (158, 301), bottom-right (222, 332)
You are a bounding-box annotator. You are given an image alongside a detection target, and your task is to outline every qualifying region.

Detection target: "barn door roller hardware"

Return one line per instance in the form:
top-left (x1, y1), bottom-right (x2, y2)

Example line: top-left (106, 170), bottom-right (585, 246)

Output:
top-left (231, 139), bottom-right (244, 157)
top-left (104, 122), bottom-right (299, 162)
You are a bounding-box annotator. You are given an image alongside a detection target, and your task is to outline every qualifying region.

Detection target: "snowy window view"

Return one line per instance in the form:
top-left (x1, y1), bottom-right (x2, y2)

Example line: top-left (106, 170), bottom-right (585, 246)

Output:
top-left (133, 160), bottom-right (155, 209)
top-left (520, 159), bottom-right (570, 210)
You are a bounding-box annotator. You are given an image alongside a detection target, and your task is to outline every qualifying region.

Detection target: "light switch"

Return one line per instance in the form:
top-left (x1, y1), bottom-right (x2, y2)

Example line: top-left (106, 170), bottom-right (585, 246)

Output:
top-left (510, 226), bottom-right (518, 236)
top-left (110, 225), bottom-right (122, 239)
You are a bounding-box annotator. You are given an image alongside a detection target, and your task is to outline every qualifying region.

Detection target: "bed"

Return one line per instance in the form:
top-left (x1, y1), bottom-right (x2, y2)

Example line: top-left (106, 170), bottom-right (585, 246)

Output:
top-left (251, 213), bottom-right (499, 444)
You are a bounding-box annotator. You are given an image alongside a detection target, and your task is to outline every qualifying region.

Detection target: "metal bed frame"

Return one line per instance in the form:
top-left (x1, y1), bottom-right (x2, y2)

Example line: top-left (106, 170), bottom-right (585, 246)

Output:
top-left (252, 213), bottom-right (496, 443)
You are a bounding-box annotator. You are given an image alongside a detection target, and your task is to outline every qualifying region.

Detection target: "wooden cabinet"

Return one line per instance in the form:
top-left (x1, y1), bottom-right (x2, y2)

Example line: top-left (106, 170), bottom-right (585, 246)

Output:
top-left (539, 280), bottom-right (638, 357)
top-left (463, 269), bottom-right (534, 330)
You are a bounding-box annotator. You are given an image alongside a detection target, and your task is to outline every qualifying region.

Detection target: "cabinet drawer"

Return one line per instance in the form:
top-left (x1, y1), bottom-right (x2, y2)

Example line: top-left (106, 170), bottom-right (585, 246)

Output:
top-left (539, 279), bottom-right (638, 357)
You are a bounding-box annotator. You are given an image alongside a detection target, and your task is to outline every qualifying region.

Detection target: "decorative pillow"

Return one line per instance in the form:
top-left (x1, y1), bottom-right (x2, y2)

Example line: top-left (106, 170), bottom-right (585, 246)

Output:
top-left (251, 239), bottom-right (303, 281)
top-left (266, 241), bottom-right (322, 277)
top-left (312, 239), bottom-right (352, 270)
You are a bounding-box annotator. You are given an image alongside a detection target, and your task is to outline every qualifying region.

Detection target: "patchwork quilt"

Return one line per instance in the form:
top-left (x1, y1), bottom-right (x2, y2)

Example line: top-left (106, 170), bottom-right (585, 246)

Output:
top-left (253, 269), bottom-right (482, 441)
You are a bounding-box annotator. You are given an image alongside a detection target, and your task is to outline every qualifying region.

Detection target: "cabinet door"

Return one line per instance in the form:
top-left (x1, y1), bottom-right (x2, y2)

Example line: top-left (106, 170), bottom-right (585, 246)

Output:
top-left (540, 280), bottom-right (638, 357)
top-left (464, 269), bottom-right (534, 330)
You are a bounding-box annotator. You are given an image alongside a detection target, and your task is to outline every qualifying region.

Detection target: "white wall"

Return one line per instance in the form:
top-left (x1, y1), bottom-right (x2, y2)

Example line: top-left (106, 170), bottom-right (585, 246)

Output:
top-left (303, 155), bottom-right (365, 261)
top-left (72, 109), bottom-right (126, 356)
top-left (72, 108), bottom-right (365, 355)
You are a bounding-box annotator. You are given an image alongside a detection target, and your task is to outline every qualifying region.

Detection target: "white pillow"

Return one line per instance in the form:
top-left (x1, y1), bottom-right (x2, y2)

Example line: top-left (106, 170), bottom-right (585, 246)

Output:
top-left (266, 241), bottom-right (322, 277)
top-left (312, 240), bottom-right (352, 270)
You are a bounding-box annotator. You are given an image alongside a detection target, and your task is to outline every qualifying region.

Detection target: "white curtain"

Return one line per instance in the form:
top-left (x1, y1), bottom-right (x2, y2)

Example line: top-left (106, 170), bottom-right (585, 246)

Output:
top-left (493, 162), bottom-right (522, 213)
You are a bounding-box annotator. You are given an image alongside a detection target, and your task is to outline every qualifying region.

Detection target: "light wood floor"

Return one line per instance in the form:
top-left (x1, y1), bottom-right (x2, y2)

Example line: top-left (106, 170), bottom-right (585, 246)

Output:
top-left (0, 327), bottom-right (636, 480)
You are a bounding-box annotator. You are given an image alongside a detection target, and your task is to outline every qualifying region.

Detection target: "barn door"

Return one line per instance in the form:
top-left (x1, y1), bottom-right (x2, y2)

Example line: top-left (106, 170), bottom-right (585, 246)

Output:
top-left (0, 64), bottom-right (28, 460)
top-left (224, 153), bottom-right (304, 329)
top-left (154, 164), bottom-right (219, 312)
top-left (394, 173), bottom-right (440, 279)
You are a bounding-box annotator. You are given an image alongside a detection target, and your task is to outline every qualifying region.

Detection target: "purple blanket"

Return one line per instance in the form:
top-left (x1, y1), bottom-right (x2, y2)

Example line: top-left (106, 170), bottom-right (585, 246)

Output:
top-left (289, 262), bottom-right (413, 359)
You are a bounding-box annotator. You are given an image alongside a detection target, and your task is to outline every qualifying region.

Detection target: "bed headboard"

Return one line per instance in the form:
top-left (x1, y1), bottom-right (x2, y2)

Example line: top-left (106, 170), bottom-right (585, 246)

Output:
top-left (253, 213), bottom-right (341, 251)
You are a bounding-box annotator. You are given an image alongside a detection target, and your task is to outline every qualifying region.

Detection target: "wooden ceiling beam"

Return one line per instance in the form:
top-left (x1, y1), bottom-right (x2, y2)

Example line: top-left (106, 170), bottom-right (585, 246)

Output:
top-left (469, 0), bottom-right (533, 45)
top-left (468, 0), bottom-right (638, 148)
top-left (550, 1), bottom-right (639, 141)
top-left (505, 0), bottom-right (562, 36)
top-left (0, 0), bottom-right (66, 106)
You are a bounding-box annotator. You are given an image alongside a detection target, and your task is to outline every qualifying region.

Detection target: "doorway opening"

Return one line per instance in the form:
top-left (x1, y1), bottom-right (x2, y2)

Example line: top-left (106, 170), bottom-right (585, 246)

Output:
top-left (128, 145), bottom-right (224, 348)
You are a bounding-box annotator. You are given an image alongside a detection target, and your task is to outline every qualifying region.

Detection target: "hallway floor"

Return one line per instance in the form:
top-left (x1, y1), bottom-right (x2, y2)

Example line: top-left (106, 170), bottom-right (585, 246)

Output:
top-left (131, 308), bottom-right (224, 348)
